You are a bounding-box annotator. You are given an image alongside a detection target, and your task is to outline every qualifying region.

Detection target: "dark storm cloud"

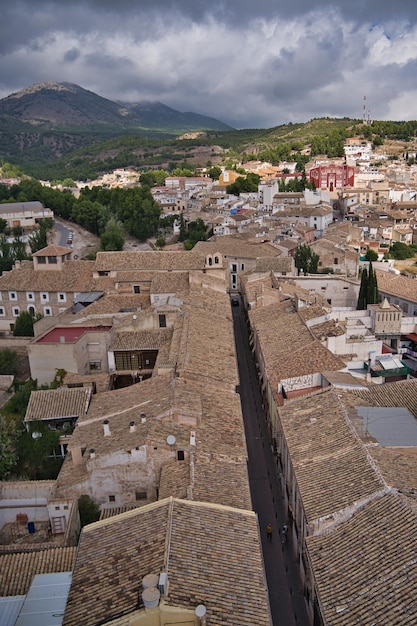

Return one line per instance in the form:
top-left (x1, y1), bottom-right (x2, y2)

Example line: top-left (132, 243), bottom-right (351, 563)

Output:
top-left (0, 0), bottom-right (417, 127)
top-left (63, 48), bottom-right (81, 63)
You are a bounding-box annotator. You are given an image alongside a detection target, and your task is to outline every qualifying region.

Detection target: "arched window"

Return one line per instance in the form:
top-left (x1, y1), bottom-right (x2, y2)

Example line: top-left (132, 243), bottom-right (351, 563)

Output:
top-left (214, 256), bottom-right (219, 264)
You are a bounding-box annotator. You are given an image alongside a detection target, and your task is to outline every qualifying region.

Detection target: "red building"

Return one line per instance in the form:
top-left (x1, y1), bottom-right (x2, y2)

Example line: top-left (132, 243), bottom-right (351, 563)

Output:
top-left (309, 164), bottom-right (355, 190)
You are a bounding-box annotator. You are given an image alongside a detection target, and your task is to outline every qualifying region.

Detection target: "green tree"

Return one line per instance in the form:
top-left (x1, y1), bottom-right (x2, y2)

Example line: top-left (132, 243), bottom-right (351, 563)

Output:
top-left (28, 218), bottom-right (54, 254)
top-left (0, 414), bottom-right (18, 479)
top-left (357, 262), bottom-right (379, 309)
top-left (226, 173), bottom-right (260, 195)
top-left (0, 348), bottom-right (20, 375)
top-left (116, 187), bottom-right (161, 240)
top-left (207, 166), bottom-right (222, 180)
top-left (100, 219), bottom-right (125, 251)
top-left (367, 261), bottom-right (379, 305)
top-left (357, 266), bottom-right (368, 310)
top-left (294, 244), bottom-right (319, 275)
top-left (365, 248), bottom-right (378, 262)
top-left (15, 421), bottom-right (62, 479)
top-left (389, 242), bottom-right (415, 260)
top-left (78, 494), bottom-right (100, 527)
top-left (5, 379), bottom-right (38, 418)
top-left (155, 235), bottom-right (166, 248)
top-left (13, 310), bottom-right (41, 337)
top-left (71, 199), bottom-right (103, 235)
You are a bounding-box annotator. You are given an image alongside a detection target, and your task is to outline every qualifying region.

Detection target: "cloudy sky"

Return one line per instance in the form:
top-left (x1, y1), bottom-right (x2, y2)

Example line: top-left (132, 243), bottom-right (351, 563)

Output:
top-left (1, 0), bottom-right (417, 128)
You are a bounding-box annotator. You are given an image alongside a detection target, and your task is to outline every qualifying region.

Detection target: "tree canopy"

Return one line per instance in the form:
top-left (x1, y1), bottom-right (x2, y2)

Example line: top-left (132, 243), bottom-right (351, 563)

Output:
top-left (357, 262), bottom-right (379, 309)
top-left (294, 244), bottom-right (319, 275)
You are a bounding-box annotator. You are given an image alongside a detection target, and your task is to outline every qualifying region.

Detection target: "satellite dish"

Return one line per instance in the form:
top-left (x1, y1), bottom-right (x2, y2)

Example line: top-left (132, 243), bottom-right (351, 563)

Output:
top-left (32, 432), bottom-right (42, 439)
top-left (166, 435), bottom-right (176, 446)
top-left (195, 605), bottom-right (206, 617)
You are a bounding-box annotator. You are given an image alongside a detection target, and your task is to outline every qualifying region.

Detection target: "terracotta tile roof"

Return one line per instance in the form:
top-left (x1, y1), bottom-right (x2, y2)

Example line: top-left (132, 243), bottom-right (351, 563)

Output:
top-left (25, 387), bottom-right (92, 421)
top-left (0, 260), bottom-right (94, 292)
top-left (279, 389), bottom-right (385, 524)
top-left (368, 446), bottom-right (417, 503)
top-left (194, 239), bottom-right (281, 258)
top-left (150, 271), bottom-right (190, 295)
top-left (249, 302), bottom-right (345, 385)
top-left (72, 294), bottom-right (149, 318)
top-left (375, 269), bottom-right (417, 303)
top-left (63, 499), bottom-right (271, 626)
top-left (0, 547), bottom-right (76, 595)
top-left (349, 378), bottom-right (417, 418)
top-left (32, 245), bottom-right (73, 257)
top-left (93, 250), bottom-right (206, 272)
top-left (110, 329), bottom-right (172, 351)
top-left (63, 371), bottom-right (111, 394)
top-left (306, 492), bottom-right (417, 625)
top-left (255, 256), bottom-right (294, 273)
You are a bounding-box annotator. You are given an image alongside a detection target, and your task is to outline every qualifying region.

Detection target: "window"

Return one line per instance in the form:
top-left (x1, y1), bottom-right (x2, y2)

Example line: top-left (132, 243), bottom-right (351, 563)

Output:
top-left (109, 495), bottom-right (116, 502)
top-left (41, 292), bottom-right (49, 302)
top-left (89, 361), bottom-right (102, 371)
top-left (159, 314), bottom-right (166, 328)
top-left (133, 285), bottom-right (140, 294)
top-left (208, 257), bottom-right (213, 266)
top-left (8, 291), bottom-right (17, 301)
top-left (232, 263), bottom-right (237, 273)
top-left (214, 256), bottom-right (219, 264)
top-left (135, 491), bottom-right (147, 501)
top-left (37, 256), bottom-right (46, 264)
top-left (27, 306), bottom-right (36, 316)
top-left (241, 263), bottom-right (245, 271)
top-left (58, 293), bottom-right (66, 302)
top-left (0, 307), bottom-right (4, 316)
top-left (43, 307), bottom-right (52, 316)
top-left (48, 256), bottom-right (57, 264)
top-left (177, 450), bottom-right (185, 461)
top-left (26, 292), bottom-right (34, 301)
top-left (12, 307), bottom-right (20, 317)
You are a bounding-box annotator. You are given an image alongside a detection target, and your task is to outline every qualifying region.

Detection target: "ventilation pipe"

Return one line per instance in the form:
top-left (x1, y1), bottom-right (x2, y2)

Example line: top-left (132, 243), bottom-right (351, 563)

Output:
top-left (103, 420), bottom-right (111, 436)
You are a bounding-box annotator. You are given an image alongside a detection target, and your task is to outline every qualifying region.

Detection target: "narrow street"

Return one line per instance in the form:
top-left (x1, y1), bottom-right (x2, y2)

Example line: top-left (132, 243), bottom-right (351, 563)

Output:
top-left (231, 296), bottom-right (310, 626)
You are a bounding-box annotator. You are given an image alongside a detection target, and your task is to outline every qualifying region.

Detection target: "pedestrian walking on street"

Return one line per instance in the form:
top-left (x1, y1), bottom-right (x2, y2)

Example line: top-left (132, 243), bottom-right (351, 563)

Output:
top-left (281, 524), bottom-right (288, 544)
top-left (266, 523), bottom-right (273, 542)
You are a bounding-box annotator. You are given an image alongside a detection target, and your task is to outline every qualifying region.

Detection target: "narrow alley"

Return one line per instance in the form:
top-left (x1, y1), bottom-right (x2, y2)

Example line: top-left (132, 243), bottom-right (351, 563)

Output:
top-left (231, 296), bottom-right (310, 626)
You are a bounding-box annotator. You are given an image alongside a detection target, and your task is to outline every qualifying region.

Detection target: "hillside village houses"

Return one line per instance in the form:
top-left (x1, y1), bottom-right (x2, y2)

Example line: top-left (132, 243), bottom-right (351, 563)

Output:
top-left (2, 146), bottom-right (417, 624)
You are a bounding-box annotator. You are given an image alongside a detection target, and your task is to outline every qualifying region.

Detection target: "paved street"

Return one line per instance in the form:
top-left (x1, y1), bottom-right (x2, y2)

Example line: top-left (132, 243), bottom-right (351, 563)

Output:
top-left (231, 296), bottom-right (310, 626)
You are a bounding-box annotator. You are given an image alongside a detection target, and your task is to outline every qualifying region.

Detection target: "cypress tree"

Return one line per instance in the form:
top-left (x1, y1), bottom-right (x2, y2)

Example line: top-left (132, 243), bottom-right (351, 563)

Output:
top-left (357, 262), bottom-right (379, 309)
top-left (357, 266), bottom-right (368, 310)
top-left (367, 261), bottom-right (379, 304)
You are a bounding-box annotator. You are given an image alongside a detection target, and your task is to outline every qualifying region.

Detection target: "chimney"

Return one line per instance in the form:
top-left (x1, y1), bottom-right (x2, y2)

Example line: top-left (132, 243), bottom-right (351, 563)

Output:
top-left (89, 448), bottom-right (96, 459)
top-left (71, 446), bottom-right (82, 465)
top-left (103, 420), bottom-right (111, 436)
top-left (129, 421), bottom-right (136, 433)
top-left (140, 413), bottom-right (146, 424)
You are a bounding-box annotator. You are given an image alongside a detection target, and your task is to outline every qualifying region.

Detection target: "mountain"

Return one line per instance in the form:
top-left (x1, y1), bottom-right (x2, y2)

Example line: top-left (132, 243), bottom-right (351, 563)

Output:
top-left (0, 81), bottom-right (233, 132)
top-left (0, 82), bottom-right (234, 175)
